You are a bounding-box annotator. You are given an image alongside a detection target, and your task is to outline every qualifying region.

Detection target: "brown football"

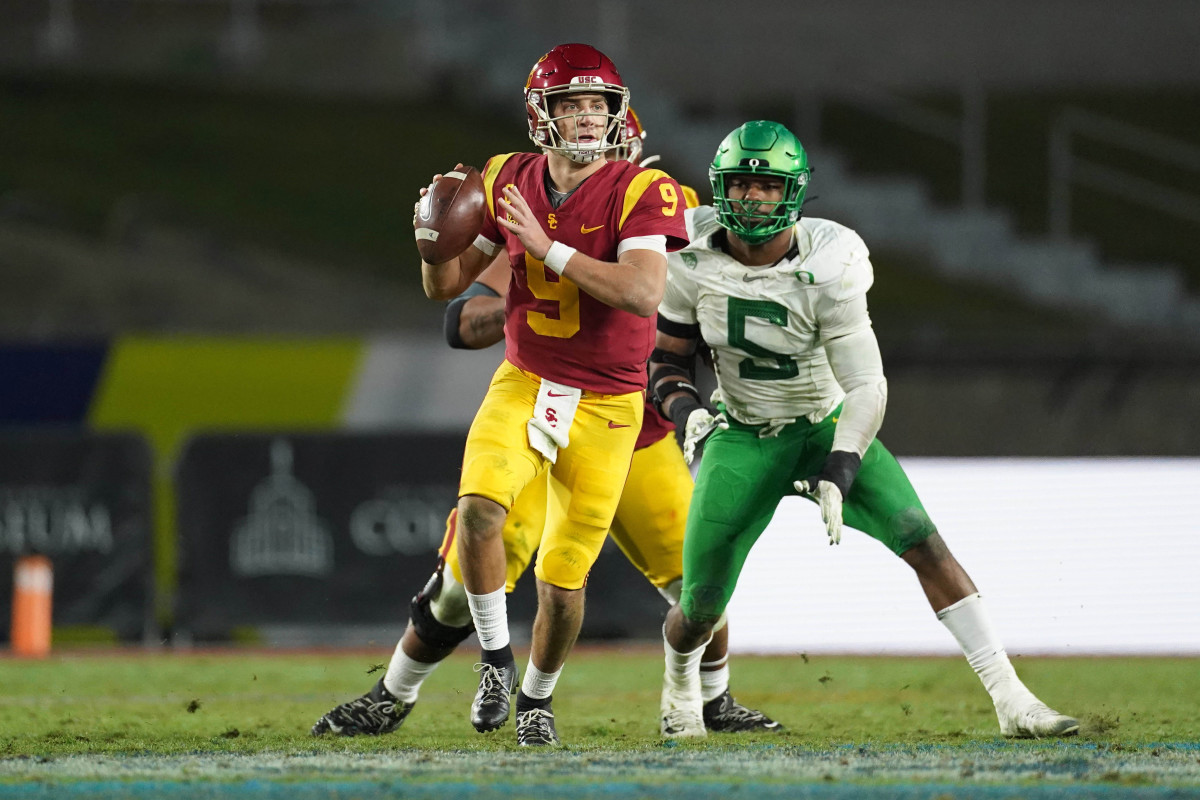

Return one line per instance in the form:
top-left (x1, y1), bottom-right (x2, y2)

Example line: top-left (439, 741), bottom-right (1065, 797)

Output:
top-left (414, 165), bottom-right (487, 264)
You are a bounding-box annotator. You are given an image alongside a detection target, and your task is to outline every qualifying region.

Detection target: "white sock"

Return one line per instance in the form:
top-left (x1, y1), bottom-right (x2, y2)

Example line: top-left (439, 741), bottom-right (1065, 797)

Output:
top-left (700, 657), bottom-right (730, 703)
top-left (937, 593), bottom-right (1030, 704)
top-left (466, 587), bottom-right (510, 651)
top-left (521, 661), bottom-right (561, 701)
top-left (663, 628), bottom-right (710, 698)
top-left (382, 641), bottom-right (440, 704)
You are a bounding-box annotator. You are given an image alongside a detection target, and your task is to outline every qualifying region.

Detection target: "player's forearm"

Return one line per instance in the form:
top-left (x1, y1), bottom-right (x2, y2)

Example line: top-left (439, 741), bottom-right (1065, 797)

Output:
top-left (559, 251), bottom-right (666, 317)
top-left (650, 333), bottom-right (703, 425)
top-left (422, 244), bottom-right (491, 301)
top-left (458, 296), bottom-right (506, 349)
top-left (832, 381), bottom-right (887, 457)
top-left (825, 327), bottom-right (888, 456)
top-left (422, 258), bottom-right (472, 301)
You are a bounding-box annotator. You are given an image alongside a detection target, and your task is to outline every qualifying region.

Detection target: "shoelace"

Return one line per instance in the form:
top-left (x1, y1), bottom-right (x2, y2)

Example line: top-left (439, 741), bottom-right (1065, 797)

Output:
top-left (340, 698), bottom-right (397, 725)
top-left (662, 705), bottom-right (703, 733)
top-left (473, 663), bottom-right (511, 697)
top-left (711, 698), bottom-right (771, 723)
top-left (516, 708), bottom-right (556, 743)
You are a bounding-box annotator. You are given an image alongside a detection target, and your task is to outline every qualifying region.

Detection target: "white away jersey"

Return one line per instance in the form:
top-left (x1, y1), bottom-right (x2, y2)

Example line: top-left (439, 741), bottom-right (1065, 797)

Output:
top-left (660, 214), bottom-right (875, 425)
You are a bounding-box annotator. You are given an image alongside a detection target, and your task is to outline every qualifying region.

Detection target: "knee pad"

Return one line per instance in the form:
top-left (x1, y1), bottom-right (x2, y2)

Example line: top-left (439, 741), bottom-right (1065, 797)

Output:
top-left (410, 560), bottom-right (474, 649)
top-left (661, 580), bottom-right (723, 630)
top-left (680, 584), bottom-right (729, 626)
top-left (535, 540), bottom-right (597, 591)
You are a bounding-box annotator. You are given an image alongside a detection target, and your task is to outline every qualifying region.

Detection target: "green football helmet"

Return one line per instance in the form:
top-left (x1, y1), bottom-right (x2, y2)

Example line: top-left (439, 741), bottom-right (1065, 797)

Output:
top-left (709, 120), bottom-right (811, 244)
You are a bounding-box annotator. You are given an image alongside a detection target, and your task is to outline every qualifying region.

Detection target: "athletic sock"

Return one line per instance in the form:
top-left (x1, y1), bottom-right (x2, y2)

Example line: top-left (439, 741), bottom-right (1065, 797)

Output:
top-left (516, 689), bottom-right (552, 712)
top-left (382, 641), bottom-right (440, 704)
top-left (663, 626), bottom-right (710, 698)
top-left (466, 586), bottom-right (509, 652)
top-left (699, 656), bottom-right (730, 703)
top-left (520, 659), bottom-right (561, 702)
top-left (480, 643), bottom-right (514, 667)
top-left (937, 592), bottom-right (1032, 705)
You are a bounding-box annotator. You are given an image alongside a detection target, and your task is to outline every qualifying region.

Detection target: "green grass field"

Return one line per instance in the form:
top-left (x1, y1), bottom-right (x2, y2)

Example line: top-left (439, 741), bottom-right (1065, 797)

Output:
top-left (1, 647), bottom-right (1198, 797)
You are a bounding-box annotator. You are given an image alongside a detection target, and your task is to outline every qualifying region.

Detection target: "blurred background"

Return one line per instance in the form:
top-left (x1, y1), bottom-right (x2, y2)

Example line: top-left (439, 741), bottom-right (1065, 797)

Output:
top-left (1, 0), bottom-right (1198, 654)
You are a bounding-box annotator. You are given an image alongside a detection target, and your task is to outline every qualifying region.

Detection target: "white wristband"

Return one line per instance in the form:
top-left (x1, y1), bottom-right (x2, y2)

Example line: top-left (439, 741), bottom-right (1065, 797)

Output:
top-left (543, 241), bottom-right (577, 276)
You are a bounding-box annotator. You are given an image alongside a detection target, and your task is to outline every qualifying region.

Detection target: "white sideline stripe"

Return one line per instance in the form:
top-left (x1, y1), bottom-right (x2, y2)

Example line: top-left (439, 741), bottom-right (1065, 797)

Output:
top-left (414, 228), bottom-right (440, 242)
top-left (2, 748), bottom-right (1192, 784)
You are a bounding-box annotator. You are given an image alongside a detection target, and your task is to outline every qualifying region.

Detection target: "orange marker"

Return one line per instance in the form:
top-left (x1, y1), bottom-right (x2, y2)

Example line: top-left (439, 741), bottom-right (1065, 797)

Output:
top-left (11, 555), bottom-right (53, 658)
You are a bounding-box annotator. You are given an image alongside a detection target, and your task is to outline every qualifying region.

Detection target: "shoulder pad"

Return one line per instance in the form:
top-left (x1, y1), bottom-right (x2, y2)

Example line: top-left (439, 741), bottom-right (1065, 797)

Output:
top-left (684, 205), bottom-right (719, 242)
top-left (792, 218), bottom-right (872, 292)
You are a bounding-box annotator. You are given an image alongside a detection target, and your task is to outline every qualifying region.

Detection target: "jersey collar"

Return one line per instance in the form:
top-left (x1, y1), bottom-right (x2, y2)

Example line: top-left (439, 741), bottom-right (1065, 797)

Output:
top-left (712, 227), bottom-right (799, 267)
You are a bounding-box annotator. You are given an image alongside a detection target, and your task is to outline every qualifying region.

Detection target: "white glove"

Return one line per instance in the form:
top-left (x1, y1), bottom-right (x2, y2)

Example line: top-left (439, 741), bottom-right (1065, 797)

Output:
top-left (794, 478), bottom-right (844, 545)
top-left (682, 408), bottom-right (727, 465)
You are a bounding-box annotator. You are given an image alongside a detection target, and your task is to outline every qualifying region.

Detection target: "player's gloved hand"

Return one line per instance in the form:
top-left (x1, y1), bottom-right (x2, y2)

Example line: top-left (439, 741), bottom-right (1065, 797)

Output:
top-left (794, 478), bottom-right (844, 545)
top-left (682, 408), bottom-right (727, 465)
top-left (794, 450), bottom-right (862, 546)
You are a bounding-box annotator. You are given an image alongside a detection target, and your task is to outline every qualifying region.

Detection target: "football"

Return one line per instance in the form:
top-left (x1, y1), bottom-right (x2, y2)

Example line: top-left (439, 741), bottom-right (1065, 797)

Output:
top-left (414, 165), bottom-right (487, 264)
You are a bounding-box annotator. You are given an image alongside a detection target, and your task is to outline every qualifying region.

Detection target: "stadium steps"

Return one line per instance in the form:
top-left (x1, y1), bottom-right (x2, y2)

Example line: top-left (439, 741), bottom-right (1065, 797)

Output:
top-left (809, 152), bottom-right (1200, 334)
top-left (444, 35), bottom-right (1197, 335)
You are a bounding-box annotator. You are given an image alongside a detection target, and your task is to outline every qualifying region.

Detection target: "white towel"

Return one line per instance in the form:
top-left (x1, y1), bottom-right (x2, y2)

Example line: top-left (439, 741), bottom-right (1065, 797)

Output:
top-left (527, 379), bottom-right (582, 463)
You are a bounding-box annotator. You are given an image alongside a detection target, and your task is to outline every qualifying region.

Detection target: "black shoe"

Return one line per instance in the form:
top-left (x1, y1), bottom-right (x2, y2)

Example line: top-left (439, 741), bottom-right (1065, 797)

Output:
top-left (471, 661), bottom-right (518, 732)
top-left (516, 705), bottom-right (560, 747)
top-left (310, 678), bottom-right (415, 737)
top-left (702, 689), bottom-right (782, 733)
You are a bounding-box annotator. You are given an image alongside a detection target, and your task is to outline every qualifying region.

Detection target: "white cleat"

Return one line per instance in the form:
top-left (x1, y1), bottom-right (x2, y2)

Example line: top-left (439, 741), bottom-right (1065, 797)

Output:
top-left (661, 689), bottom-right (707, 739)
top-left (997, 699), bottom-right (1079, 739)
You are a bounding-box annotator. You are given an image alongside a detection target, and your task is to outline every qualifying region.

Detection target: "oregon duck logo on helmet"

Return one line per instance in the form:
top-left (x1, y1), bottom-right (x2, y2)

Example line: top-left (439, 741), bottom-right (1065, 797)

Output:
top-left (709, 121), bottom-right (810, 244)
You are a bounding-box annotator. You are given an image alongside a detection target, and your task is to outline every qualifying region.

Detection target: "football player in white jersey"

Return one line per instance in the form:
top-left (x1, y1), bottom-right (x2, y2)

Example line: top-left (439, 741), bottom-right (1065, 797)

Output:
top-left (649, 120), bottom-right (1078, 740)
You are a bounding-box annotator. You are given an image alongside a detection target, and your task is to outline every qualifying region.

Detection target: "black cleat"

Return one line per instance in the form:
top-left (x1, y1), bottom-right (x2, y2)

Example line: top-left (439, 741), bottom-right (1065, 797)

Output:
top-left (311, 678), bottom-right (414, 737)
top-left (702, 689), bottom-right (782, 733)
top-left (516, 706), bottom-right (560, 747)
top-left (471, 661), bottom-right (518, 732)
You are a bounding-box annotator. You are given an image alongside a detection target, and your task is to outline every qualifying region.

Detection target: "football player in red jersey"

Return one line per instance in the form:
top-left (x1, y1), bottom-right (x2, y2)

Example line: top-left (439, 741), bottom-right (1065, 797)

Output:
top-left (418, 43), bottom-right (688, 747)
top-left (311, 114), bottom-right (779, 743)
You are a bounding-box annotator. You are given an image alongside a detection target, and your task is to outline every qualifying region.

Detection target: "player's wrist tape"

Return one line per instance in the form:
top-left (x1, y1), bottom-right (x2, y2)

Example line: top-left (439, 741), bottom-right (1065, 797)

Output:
top-left (820, 450), bottom-right (863, 500)
top-left (667, 396), bottom-right (705, 429)
top-left (544, 242), bottom-right (577, 275)
top-left (653, 377), bottom-right (702, 419)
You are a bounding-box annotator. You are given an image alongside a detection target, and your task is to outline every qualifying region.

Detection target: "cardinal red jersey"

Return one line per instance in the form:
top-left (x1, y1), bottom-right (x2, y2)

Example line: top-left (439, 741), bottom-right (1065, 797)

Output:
top-left (478, 152), bottom-right (689, 394)
top-left (636, 390), bottom-right (673, 449)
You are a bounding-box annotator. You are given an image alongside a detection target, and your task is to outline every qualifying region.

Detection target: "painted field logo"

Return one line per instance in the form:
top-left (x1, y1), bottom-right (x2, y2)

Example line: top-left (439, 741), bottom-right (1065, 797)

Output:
top-left (230, 439), bottom-right (333, 577)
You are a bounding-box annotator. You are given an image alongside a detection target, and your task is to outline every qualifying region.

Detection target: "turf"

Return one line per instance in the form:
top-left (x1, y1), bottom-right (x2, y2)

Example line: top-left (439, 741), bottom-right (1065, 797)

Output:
top-left (2, 649), bottom-right (1196, 752)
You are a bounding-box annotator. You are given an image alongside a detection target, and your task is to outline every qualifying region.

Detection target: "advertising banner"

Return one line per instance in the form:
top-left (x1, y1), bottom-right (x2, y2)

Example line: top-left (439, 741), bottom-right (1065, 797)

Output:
top-left (0, 431), bottom-right (154, 642)
top-left (175, 433), bottom-right (666, 643)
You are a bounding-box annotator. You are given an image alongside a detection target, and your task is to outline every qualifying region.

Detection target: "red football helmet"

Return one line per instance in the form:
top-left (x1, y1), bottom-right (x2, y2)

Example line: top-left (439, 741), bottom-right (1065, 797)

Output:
top-left (612, 107), bottom-right (647, 164)
top-left (524, 43), bottom-right (630, 164)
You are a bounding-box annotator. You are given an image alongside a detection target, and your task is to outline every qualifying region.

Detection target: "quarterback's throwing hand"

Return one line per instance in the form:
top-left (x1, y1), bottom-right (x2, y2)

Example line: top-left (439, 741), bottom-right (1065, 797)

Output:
top-left (682, 408), bottom-right (727, 465)
top-left (795, 478), bottom-right (844, 545)
top-left (497, 185), bottom-right (553, 261)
